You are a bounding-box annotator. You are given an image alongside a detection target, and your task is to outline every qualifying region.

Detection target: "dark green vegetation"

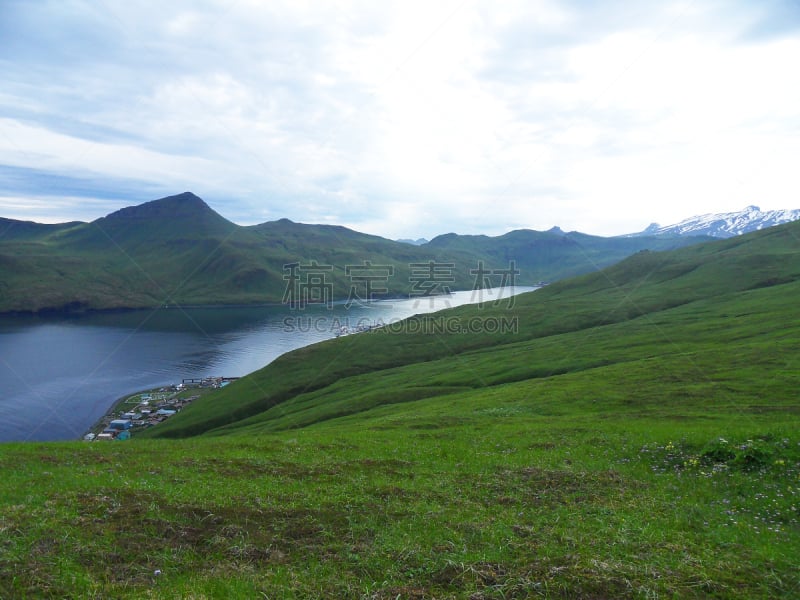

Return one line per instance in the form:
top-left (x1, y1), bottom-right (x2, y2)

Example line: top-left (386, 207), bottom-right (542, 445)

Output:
top-left (0, 192), bottom-right (699, 313)
top-left (0, 193), bottom-right (453, 313)
top-left (426, 226), bottom-right (710, 282)
top-left (2, 221), bottom-right (799, 598)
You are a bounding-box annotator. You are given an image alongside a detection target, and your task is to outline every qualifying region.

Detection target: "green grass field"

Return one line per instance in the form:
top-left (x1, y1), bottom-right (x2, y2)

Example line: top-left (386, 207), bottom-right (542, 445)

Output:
top-left (0, 220), bottom-right (798, 598)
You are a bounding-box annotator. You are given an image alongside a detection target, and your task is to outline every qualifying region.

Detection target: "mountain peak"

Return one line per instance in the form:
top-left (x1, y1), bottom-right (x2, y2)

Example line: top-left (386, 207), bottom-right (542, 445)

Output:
top-left (94, 192), bottom-right (237, 237)
top-left (642, 222), bottom-right (661, 234)
top-left (396, 237), bottom-right (429, 246)
top-left (101, 192), bottom-right (213, 221)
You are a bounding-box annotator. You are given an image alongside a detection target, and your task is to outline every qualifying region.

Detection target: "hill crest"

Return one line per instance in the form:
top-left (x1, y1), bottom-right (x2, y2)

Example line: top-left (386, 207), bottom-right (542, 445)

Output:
top-left (98, 192), bottom-right (232, 225)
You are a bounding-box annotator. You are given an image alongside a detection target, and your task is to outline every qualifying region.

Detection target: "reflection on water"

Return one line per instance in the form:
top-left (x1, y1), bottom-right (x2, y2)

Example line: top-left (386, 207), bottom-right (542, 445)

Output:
top-left (0, 287), bottom-right (535, 442)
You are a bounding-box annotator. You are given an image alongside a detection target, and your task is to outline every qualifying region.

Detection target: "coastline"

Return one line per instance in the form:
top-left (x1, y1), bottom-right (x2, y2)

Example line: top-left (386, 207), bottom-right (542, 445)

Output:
top-left (0, 300), bottom-right (289, 319)
top-left (0, 285), bottom-right (520, 318)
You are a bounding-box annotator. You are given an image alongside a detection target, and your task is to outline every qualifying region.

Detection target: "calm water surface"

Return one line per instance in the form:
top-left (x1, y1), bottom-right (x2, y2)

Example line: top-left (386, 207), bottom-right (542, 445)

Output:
top-left (0, 287), bottom-right (534, 442)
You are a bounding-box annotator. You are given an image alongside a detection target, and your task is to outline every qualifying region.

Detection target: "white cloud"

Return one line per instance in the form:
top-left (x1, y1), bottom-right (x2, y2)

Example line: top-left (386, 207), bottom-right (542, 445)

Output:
top-left (1, 0), bottom-right (799, 238)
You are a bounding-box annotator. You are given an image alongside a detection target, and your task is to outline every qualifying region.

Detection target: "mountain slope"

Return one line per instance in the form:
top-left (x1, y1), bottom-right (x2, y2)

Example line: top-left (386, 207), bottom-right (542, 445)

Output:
top-left (0, 217), bottom-right (83, 242)
top-left (78, 191), bottom-right (239, 245)
top-left (425, 227), bottom-right (706, 282)
top-left (1, 192), bottom-right (707, 314)
top-left (1, 193), bottom-right (709, 314)
top-left (0, 193), bottom-right (483, 313)
top-left (145, 218), bottom-right (800, 439)
top-left (633, 205), bottom-right (800, 238)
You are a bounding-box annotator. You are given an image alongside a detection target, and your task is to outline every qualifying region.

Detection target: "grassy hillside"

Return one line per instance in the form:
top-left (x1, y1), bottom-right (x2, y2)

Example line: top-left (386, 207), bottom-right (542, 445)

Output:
top-left (0, 192), bottom-right (700, 313)
top-left (0, 193), bottom-right (475, 313)
top-left (0, 220), bottom-right (798, 598)
top-left (144, 218), bottom-right (800, 439)
top-left (0, 217), bottom-right (83, 241)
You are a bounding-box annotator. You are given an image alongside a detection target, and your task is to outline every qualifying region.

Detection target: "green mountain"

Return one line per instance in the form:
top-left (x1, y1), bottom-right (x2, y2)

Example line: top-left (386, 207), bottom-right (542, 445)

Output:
top-left (0, 193), bottom-right (476, 313)
top-left (426, 225), bottom-right (707, 282)
top-left (0, 192), bottom-right (697, 312)
top-left (1, 220), bottom-right (798, 597)
top-left (0, 192), bottom-right (703, 314)
top-left (0, 217), bottom-right (83, 241)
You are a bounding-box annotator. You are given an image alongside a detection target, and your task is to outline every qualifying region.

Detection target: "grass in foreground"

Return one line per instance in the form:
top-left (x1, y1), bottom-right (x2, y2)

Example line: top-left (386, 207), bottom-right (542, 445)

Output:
top-left (1, 378), bottom-right (798, 598)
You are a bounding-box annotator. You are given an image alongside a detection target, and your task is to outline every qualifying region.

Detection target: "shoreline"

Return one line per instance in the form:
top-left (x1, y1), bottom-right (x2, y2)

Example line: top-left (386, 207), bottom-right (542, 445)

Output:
top-left (0, 301), bottom-right (289, 319)
top-left (0, 285), bottom-right (538, 318)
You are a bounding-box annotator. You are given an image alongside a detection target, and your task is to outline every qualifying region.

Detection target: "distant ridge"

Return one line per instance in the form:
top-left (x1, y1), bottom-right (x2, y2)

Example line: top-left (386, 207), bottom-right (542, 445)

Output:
top-left (0, 217), bottom-right (82, 242)
top-left (0, 192), bottom-right (709, 314)
top-left (629, 205), bottom-right (800, 238)
top-left (424, 226), bottom-right (704, 283)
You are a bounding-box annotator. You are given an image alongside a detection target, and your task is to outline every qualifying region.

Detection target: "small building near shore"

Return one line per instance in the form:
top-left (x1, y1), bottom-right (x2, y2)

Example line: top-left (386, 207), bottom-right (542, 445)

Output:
top-left (109, 419), bottom-right (132, 430)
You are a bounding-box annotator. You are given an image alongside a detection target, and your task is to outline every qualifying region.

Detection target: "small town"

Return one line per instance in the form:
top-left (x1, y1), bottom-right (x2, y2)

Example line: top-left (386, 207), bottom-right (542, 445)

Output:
top-left (82, 376), bottom-right (237, 441)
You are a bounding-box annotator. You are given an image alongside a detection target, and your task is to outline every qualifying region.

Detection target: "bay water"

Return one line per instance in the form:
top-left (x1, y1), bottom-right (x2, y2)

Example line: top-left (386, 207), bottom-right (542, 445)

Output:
top-left (0, 287), bottom-right (533, 442)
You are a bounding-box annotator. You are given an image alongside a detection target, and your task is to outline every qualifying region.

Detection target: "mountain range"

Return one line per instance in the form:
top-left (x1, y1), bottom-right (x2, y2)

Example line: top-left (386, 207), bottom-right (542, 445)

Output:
top-left (631, 205), bottom-right (800, 238)
top-left (0, 192), bottom-right (703, 314)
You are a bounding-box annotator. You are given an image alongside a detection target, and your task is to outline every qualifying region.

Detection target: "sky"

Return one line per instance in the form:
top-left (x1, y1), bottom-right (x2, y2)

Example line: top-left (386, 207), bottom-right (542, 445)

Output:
top-left (1, 0), bottom-right (799, 239)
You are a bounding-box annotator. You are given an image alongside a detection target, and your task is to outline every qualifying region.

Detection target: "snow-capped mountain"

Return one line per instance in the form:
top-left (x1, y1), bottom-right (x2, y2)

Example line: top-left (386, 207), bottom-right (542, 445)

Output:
top-left (631, 205), bottom-right (800, 238)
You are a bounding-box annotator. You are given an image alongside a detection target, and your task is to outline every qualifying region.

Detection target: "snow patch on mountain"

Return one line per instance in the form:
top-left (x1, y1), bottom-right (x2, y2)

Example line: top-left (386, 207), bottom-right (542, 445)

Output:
top-left (629, 206), bottom-right (800, 238)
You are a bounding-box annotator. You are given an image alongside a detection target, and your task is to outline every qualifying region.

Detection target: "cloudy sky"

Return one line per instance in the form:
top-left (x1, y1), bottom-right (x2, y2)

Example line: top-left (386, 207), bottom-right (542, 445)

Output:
top-left (1, 1), bottom-right (799, 239)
